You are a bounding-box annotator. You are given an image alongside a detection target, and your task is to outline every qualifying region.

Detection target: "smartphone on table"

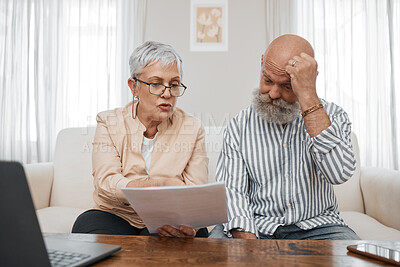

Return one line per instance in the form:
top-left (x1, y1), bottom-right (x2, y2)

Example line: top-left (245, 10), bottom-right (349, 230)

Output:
top-left (347, 243), bottom-right (400, 265)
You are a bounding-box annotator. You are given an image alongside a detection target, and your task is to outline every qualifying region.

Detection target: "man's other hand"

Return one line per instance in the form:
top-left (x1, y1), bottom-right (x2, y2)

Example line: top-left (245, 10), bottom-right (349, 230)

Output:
top-left (231, 229), bottom-right (257, 239)
top-left (158, 225), bottom-right (197, 237)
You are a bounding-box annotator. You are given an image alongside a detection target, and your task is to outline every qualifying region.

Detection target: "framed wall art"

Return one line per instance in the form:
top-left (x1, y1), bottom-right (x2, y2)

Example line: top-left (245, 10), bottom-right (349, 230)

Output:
top-left (190, 0), bottom-right (228, 51)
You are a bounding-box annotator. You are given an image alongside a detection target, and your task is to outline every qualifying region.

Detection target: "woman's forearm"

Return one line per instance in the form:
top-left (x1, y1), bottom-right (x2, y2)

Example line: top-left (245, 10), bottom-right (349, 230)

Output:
top-left (126, 177), bottom-right (185, 188)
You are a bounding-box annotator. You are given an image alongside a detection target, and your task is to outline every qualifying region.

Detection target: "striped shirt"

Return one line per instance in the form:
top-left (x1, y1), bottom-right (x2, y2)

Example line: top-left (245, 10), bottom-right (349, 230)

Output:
top-left (216, 99), bottom-right (356, 237)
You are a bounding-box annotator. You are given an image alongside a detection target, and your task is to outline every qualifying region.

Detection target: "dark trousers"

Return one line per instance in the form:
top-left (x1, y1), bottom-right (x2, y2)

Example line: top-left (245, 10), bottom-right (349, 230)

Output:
top-left (72, 209), bottom-right (208, 237)
top-left (209, 223), bottom-right (360, 240)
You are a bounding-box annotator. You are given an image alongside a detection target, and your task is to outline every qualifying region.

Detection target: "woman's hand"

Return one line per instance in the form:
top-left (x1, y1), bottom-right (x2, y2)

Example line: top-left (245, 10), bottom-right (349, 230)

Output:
top-left (158, 225), bottom-right (197, 237)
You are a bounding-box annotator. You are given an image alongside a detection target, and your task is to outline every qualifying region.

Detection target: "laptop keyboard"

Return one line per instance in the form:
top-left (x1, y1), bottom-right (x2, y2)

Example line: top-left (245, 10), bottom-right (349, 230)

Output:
top-left (48, 249), bottom-right (90, 267)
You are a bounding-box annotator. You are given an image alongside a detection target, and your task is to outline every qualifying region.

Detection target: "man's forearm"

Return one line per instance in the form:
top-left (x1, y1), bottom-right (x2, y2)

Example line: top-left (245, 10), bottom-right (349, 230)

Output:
top-left (299, 95), bottom-right (331, 137)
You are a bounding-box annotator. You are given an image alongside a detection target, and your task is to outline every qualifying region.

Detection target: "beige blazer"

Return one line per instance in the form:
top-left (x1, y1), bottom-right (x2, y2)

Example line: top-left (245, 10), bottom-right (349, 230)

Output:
top-left (92, 101), bottom-right (208, 228)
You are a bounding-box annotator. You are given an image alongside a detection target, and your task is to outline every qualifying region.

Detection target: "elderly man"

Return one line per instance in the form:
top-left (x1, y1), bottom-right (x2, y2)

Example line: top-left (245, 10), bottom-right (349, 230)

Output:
top-left (210, 34), bottom-right (359, 240)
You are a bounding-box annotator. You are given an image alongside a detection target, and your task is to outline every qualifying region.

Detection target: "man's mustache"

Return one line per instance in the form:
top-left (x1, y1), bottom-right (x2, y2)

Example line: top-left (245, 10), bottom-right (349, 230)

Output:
top-left (258, 93), bottom-right (286, 106)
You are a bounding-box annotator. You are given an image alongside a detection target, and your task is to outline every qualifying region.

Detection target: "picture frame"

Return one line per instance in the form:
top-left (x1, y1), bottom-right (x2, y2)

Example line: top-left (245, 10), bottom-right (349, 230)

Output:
top-left (190, 0), bottom-right (228, 51)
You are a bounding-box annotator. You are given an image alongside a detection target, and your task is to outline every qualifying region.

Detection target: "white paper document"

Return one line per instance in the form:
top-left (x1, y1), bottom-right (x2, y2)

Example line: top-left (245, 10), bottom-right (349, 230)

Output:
top-left (122, 182), bottom-right (228, 233)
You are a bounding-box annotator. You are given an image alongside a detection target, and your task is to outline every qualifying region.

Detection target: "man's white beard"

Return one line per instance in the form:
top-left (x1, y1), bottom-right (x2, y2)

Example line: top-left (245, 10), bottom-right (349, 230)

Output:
top-left (252, 88), bottom-right (301, 124)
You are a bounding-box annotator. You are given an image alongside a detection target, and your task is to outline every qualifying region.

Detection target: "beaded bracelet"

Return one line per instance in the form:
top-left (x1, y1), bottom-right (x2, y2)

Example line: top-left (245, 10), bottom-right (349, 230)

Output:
top-left (302, 103), bottom-right (324, 118)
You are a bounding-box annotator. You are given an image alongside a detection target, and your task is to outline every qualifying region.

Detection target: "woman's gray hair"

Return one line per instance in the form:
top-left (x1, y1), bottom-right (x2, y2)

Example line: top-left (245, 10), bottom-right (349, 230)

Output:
top-left (129, 41), bottom-right (183, 79)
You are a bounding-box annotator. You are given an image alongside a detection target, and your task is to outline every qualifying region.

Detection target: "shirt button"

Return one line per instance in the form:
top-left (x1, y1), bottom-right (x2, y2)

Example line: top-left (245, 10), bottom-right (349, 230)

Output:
top-left (283, 143), bottom-right (287, 148)
top-left (285, 173), bottom-right (289, 178)
top-left (287, 203), bottom-right (291, 207)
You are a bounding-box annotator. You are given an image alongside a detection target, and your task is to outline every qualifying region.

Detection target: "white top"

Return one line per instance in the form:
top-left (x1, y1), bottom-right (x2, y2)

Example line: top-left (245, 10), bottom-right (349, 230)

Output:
top-left (141, 134), bottom-right (157, 172)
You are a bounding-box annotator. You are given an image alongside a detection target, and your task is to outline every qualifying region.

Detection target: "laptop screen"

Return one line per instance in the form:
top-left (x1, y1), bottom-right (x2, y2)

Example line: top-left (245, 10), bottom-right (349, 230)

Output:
top-left (0, 161), bottom-right (120, 267)
top-left (0, 161), bottom-right (51, 266)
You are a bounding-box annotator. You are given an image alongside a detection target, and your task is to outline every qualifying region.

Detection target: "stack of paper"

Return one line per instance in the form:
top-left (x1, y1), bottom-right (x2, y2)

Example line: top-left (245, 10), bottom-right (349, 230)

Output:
top-left (122, 182), bottom-right (228, 233)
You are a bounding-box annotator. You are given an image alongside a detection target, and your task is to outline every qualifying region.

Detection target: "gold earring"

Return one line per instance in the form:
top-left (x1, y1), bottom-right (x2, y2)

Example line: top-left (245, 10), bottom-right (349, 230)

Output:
top-left (132, 96), bottom-right (140, 119)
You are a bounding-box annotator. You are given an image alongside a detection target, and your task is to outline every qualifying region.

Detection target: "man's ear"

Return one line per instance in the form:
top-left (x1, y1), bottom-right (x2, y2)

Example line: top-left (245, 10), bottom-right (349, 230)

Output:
top-left (128, 78), bottom-right (137, 96)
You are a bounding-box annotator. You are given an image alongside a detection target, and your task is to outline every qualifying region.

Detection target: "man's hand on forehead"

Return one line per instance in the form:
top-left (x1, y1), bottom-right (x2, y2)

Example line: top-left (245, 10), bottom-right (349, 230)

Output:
top-left (284, 52), bottom-right (318, 100)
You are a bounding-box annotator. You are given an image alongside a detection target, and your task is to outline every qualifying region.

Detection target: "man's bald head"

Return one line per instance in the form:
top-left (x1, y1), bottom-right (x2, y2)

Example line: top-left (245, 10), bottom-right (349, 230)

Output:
top-left (263, 34), bottom-right (314, 72)
top-left (256, 35), bottom-right (312, 122)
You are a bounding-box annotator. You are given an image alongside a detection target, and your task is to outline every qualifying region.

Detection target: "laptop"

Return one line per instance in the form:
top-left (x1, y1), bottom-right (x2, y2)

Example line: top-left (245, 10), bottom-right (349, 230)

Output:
top-left (0, 161), bottom-right (121, 267)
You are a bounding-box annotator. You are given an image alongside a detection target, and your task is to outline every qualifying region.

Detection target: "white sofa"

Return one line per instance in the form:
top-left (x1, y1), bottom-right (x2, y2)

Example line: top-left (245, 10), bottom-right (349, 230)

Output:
top-left (24, 127), bottom-right (400, 240)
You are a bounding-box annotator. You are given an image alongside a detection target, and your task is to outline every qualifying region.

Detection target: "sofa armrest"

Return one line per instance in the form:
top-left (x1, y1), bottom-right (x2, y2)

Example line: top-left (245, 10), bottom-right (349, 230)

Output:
top-left (24, 162), bottom-right (54, 210)
top-left (360, 166), bottom-right (400, 231)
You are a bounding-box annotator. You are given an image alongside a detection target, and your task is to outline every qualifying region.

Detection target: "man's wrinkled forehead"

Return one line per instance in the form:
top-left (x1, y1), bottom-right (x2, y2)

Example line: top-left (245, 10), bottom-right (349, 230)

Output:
top-left (264, 55), bottom-right (290, 78)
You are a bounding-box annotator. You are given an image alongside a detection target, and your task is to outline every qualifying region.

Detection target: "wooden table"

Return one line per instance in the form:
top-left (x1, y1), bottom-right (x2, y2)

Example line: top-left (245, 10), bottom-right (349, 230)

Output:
top-left (50, 233), bottom-right (400, 266)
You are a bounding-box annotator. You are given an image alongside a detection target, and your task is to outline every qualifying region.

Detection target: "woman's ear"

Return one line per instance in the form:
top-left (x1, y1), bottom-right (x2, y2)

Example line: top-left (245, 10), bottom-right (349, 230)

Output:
top-left (128, 78), bottom-right (137, 96)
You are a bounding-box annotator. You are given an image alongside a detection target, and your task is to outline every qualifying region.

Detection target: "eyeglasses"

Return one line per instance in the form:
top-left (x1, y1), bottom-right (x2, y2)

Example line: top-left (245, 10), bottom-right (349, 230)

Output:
top-left (133, 77), bottom-right (187, 97)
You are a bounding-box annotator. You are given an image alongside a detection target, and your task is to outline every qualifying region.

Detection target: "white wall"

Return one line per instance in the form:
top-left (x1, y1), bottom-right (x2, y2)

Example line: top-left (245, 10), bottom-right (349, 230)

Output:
top-left (144, 0), bottom-right (266, 126)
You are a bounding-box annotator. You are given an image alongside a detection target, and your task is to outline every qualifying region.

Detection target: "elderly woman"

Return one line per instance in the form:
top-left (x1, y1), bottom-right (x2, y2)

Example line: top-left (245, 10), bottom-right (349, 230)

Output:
top-left (72, 41), bottom-right (208, 237)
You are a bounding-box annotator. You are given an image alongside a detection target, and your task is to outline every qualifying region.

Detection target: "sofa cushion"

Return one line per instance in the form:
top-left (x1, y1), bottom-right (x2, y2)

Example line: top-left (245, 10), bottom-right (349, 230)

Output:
top-left (37, 207), bottom-right (87, 233)
top-left (24, 162), bottom-right (53, 210)
top-left (51, 127), bottom-right (96, 208)
top-left (361, 167), bottom-right (400, 231)
top-left (204, 126), bottom-right (225, 183)
top-left (341, 211), bottom-right (400, 240)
